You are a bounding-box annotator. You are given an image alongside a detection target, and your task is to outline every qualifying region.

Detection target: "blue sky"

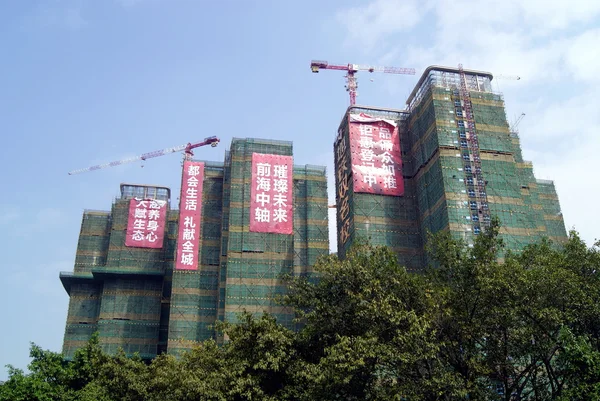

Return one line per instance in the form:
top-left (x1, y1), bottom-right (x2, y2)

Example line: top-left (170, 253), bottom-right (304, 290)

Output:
top-left (1, 0), bottom-right (598, 379)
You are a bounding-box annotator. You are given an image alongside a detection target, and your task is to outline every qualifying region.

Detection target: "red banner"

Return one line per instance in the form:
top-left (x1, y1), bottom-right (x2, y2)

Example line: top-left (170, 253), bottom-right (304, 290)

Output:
top-left (125, 198), bottom-right (167, 248)
top-left (176, 161), bottom-right (204, 270)
top-left (349, 113), bottom-right (404, 196)
top-left (249, 153), bottom-right (293, 234)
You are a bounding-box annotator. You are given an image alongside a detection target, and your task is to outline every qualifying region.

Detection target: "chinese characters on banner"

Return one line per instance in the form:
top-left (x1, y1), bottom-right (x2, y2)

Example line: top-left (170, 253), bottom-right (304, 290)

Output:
top-left (249, 153), bottom-right (293, 234)
top-left (176, 161), bottom-right (204, 270)
top-left (125, 198), bottom-right (167, 248)
top-left (349, 113), bottom-right (404, 196)
top-left (335, 131), bottom-right (353, 246)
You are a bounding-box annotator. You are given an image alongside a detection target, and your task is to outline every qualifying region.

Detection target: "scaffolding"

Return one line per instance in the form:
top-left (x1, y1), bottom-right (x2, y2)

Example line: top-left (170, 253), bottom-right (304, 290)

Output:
top-left (62, 185), bottom-right (172, 360)
top-left (61, 280), bottom-right (102, 359)
top-left (218, 138), bottom-right (328, 337)
top-left (167, 163), bottom-right (223, 355)
top-left (163, 140), bottom-right (329, 355)
top-left (405, 66), bottom-right (567, 262)
top-left (453, 63), bottom-right (491, 235)
top-left (335, 106), bottom-right (424, 272)
top-left (63, 151), bottom-right (329, 358)
top-left (94, 192), bottom-right (169, 359)
top-left (73, 211), bottom-right (111, 272)
top-left (62, 211), bottom-right (110, 358)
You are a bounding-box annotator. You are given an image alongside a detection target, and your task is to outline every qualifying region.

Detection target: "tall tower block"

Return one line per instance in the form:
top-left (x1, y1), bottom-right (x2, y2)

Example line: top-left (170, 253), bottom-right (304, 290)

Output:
top-left (334, 106), bottom-right (423, 271)
top-left (334, 66), bottom-right (567, 269)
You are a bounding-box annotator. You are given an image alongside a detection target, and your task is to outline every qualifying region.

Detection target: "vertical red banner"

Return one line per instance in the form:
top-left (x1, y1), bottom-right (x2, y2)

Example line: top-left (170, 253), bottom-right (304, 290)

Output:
top-left (249, 153), bottom-right (293, 234)
top-left (176, 161), bottom-right (204, 270)
top-left (349, 113), bottom-right (404, 196)
top-left (125, 198), bottom-right (167, 248)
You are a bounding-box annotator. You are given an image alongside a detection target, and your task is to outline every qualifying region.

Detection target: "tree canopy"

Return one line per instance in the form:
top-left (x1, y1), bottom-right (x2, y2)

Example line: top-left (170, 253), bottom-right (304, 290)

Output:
top-left (3, 220), bottom-right (600, 400)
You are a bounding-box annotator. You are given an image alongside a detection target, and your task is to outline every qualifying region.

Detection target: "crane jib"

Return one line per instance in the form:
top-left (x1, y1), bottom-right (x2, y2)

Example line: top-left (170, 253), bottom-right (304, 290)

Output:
top-left (67, 142), bottom-right (216, 175)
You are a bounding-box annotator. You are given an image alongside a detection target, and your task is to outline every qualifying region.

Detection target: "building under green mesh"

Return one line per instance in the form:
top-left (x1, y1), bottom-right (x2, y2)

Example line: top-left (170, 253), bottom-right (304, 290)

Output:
top-left (60, 138), bottom-right (329, 359)
top-left (61, 66), bottom-right (567, 359)
top-left (335, 65), bottom-right (567, 267)
top-left (61, 185), bottom-right (171, 359)
top-left (335, 107), bottom-right (423, 272)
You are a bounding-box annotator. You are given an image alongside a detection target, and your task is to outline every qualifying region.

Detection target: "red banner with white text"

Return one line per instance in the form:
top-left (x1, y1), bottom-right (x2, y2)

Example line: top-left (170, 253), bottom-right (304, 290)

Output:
top-left (249, 153), bottom-right (293, 234)
top-left (125, 198), bottom-right (167, 248)
top-left (176, 161), bottom-right (204, 270)
top-left (349, 113), bottom-right (404, 196)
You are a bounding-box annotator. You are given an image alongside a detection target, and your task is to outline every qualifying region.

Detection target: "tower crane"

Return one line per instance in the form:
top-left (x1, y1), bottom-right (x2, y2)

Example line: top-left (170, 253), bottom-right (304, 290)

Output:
top-left (310, 60), bottom-right (416, 105)
top-left (68, 136), bottom-right (220, 175)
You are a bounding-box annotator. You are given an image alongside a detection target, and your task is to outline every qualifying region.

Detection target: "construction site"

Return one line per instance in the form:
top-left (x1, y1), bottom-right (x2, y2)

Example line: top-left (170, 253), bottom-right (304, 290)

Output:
top-left (60, 64), bottom-right (567, 359)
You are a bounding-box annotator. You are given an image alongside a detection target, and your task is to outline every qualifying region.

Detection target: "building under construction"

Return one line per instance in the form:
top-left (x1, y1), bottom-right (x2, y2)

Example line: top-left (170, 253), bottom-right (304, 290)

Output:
top-left (334, 65), bottom-right (566, 270)
top-left (61, 64), bottom-right (568, 359)
top-left (60, 138), bottom-right (329, 359)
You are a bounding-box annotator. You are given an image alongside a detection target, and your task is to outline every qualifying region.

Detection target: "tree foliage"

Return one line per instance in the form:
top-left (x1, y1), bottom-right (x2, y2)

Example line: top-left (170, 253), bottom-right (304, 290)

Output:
top-left (3, 220), bottom-right (600, 400)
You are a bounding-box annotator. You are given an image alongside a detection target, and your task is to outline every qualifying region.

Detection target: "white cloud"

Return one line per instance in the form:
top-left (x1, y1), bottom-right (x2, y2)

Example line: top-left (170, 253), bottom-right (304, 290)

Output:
top-left (519, 88), bottom-right (600, 144)
top-left (564, 28), bottom-right (600, 82)
top-left (429, 0), bottom-right (600, 40)
top-left (335, 0), bottom-right (433, 51)
top-left (518, 0), bottom-right (600, 34)
top-left (533, 134), bottom-right (600, 243)
top-left (340, 0), bottom-right (599, 84)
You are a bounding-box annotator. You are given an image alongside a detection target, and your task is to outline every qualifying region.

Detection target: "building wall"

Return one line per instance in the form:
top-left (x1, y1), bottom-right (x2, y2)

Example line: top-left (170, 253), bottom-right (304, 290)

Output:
top-left (415, 84), bottom-right (567, 255)
top-left (167, 163), bottom-right (223, 355)
top-left (62, 211), bottom-right (109, 358)
top-left (167, 139), bottom-right (328, 355)
top-left (335, 67), bottom-right (567, 271)
top-left (219, 139), bottom-right (328, 335)
top-left (94, 199), bottom-right (166, 358)
top-left (62, 187), bottom-right (172, 360)
top-left (61, 140), bottom-right (329, 358)
top-left (334, 107), bottom-right (423, 272)
top-left (408, 90), bottom-right (456, 254)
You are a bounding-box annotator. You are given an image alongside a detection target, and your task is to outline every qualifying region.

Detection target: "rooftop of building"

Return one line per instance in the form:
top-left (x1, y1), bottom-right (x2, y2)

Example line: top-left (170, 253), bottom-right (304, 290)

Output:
top-left (337, 105), bottom-right (409, 137)
top-left (120, 183), bottom-right (171, 201)
top-left (406, 65), bottom-right (494, 105)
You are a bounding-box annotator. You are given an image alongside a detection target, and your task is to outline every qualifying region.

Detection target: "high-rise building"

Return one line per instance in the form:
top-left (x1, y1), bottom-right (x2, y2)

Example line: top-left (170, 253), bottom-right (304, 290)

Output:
top-left (60, 65), bottom-right (568, 359)
top-left (334, 65), bottom-right (566, 269)
top-left (60, 138), bottom-right (329, 359)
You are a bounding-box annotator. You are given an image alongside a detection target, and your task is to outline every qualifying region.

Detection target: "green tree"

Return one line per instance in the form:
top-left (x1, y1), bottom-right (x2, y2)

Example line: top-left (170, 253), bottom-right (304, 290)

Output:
top-left (556, 327), bottom-right (600, 400)
top-left (426, 217), bottom-right (507, 400)
top-left (146, 341), bottom-right (229, 401)
top-left (0, 344), bottom-right (76, 401)
top-left (144, 314), bottom-right (297, 401)
top-left (285, 242), bottom-right (456, 400)
top-left (427, 219), bottom-right (600, 400)
top-left (4, 224), bottom-right (600, 400)
top-left (219, 312), bottom-right (297, 400)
